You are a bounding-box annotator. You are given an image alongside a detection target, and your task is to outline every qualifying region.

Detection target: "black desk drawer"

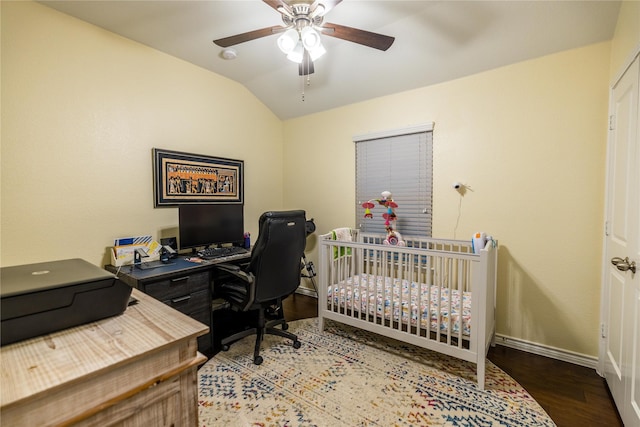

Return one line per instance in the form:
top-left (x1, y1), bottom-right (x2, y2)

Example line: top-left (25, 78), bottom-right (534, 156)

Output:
top-left (162, 289), bottom-right (209, 314)
top-left (145, 271), bottom-right (209, 301)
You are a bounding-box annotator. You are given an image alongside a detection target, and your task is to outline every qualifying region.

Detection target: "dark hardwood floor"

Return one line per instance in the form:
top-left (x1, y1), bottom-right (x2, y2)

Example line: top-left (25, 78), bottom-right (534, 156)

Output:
top-left (283, 293), bottom-right (623, 427)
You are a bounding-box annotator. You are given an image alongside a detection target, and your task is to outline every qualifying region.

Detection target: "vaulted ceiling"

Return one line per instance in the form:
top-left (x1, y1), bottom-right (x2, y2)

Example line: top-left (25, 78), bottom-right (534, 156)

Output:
top-left (40, 1), bottom-right (621, 120)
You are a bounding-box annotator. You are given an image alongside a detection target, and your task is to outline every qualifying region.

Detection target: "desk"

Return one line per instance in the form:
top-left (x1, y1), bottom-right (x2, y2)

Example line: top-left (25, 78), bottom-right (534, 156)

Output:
top-left (106, 255), bottom-right (251, 356)
top-left (0, 289), bottom-right (207, 426)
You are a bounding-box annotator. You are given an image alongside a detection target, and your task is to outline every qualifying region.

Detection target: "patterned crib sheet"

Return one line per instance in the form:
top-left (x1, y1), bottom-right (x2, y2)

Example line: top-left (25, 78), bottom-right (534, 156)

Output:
top-left (327, 274), bottom-right (472, 336)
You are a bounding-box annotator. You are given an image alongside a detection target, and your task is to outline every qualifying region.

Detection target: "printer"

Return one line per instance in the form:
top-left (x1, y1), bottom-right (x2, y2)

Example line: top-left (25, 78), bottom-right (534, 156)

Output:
top-left (1, 258), bottom-right (132, 346)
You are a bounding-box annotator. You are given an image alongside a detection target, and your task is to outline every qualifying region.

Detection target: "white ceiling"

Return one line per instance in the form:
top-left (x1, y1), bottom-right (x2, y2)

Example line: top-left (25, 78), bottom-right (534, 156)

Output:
top-left (39, 0), bottom-right (621, 120)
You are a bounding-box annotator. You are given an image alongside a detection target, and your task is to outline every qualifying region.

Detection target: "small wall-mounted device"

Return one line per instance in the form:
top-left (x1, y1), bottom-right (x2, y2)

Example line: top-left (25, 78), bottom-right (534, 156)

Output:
top-left (452, 181), bottom-right (463, 190)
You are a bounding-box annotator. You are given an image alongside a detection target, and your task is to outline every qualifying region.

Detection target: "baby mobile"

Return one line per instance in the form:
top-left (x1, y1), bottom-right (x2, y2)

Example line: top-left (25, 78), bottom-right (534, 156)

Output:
top-left (361, 191), bottom-right (405, 246)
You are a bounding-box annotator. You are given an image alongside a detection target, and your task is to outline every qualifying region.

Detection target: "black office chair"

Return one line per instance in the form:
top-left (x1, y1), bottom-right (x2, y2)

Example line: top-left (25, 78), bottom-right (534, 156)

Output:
top-left (215, 210), bottom-right (307, 365)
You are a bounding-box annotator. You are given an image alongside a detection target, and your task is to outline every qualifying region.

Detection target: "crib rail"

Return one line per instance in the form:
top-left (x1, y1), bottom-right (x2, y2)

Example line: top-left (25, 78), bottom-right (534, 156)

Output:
top-left (318, 231), bottom-right (498, 390)
top-left (359, 232), bottom-right (474, 254)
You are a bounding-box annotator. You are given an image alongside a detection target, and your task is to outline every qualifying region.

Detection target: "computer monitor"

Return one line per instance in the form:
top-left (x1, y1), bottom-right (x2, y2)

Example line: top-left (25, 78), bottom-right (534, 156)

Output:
top-left (178, 204), bottom-right (244, 251)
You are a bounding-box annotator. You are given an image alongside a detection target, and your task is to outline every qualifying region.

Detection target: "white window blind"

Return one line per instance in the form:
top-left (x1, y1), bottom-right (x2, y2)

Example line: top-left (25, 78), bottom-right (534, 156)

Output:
top-left (354, 124), bottom-right (433, 237)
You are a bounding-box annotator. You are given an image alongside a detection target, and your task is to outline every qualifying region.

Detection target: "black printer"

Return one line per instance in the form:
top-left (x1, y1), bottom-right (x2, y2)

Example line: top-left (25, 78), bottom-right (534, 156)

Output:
top-left (1, 258), bottom-right (132, 345)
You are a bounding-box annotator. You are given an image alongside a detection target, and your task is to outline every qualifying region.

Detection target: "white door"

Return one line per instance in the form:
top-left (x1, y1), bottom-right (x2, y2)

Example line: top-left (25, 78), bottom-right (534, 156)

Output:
top-left (603, 55), bottom-right (640, 427)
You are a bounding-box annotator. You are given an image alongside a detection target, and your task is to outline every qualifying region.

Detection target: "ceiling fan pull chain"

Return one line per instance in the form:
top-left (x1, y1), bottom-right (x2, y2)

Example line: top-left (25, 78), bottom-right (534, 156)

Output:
top-left (302, 52), bottom-right (313, 102)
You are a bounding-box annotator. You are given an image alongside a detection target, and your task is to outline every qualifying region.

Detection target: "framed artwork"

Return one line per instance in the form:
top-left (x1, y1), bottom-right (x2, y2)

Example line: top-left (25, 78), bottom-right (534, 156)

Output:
top-left (153, 148), bottom-right (244, 206)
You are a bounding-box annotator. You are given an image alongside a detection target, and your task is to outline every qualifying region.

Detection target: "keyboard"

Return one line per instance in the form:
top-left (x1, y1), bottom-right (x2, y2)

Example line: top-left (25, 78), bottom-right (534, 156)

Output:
top-left (197, 246), bottom-right (249, 261)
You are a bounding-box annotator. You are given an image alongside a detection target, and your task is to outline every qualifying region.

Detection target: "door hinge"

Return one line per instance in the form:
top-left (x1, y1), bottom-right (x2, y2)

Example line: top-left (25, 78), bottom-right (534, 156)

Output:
top-left (609, 115), bottom-right (615, 130)
top-left (601, 323), bottom-right (606, 339)
top-left (605, 220), bottom-right (610, 236)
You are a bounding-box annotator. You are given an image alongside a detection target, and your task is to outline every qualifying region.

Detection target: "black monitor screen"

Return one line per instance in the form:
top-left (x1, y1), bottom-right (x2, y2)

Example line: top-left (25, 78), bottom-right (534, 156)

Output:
top-left (178, 204), bottom-right (244, 250)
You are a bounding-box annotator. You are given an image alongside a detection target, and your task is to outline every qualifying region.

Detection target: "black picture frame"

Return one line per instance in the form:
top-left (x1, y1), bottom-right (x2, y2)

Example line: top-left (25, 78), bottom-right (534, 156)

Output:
top-left (153, 148), bottom-right (244, 207)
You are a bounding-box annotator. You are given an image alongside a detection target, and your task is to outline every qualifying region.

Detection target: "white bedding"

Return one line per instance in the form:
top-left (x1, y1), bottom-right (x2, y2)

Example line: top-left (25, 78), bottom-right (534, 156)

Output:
top-left (327, 273), bottom-right (472, 336)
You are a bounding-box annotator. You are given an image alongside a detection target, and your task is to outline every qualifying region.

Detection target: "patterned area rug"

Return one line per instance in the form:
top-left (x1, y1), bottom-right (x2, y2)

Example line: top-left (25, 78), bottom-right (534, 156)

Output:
top-left (198, 318), bottom-right (555, 426)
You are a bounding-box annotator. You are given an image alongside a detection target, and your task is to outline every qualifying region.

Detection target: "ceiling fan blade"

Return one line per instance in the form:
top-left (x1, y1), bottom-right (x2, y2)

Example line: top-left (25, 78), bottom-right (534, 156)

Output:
top-left (321, 22), bottom-right (394, 51)
top-left (299, 50), bottom-right (315, 76)
top-left (213, 26), bottom-right (285, 48)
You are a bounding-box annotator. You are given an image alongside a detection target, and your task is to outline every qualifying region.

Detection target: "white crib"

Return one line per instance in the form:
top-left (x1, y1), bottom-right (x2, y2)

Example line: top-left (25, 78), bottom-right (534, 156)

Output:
top-left (318, 231), bottom-right (498, 389)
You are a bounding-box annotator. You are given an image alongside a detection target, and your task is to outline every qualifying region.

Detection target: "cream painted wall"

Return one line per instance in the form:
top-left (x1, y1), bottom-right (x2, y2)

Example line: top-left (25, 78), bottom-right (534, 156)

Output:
top-left (284, 42), bottom-right (610, 357)
top-left (1, 0), bottom-right (629, 359)
top-left (0, 1), bottom-right (284, 267)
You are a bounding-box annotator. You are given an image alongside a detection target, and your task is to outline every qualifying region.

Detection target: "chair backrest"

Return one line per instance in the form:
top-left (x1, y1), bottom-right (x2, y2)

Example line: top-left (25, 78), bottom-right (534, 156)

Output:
top-left (248, 210), bottom-right (307, 304)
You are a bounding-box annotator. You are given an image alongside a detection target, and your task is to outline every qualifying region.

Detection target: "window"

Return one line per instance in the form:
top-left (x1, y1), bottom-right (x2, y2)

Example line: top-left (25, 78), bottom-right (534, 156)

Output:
top-left (354, 123), bottom-right (433, 237)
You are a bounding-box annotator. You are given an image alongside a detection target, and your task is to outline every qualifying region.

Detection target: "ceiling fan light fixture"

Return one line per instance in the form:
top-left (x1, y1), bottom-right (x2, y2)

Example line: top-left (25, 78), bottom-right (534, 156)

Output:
top-left (287, 41), bottom-right (305, 63)
top-left (277, 28), bottom-right (299, 54)
top-left (308, 43), bottom-right (326, 61)
top-left (212, 0), bottom-right (396, 81)
top-left (300, 27), bottom-right (321, 51)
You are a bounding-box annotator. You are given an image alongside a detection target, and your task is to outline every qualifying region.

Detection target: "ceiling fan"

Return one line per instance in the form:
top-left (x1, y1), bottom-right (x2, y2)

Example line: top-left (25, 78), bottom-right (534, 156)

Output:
top-left (213, 0), bottom-right (395, 76)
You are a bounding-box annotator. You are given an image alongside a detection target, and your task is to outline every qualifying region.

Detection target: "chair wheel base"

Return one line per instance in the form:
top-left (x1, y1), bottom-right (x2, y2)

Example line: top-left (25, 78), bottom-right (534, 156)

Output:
top-left (222, 344), bottom-right (230, 351)
top-left (293, 340), bottom-right (301, 349)
top-left (254, 355), bottom-right (263, 365)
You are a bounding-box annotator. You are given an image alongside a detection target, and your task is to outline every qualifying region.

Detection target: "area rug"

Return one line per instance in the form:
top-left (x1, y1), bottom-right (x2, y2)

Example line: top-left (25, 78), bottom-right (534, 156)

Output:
top-left (198, 318), bottom-right (555, 426)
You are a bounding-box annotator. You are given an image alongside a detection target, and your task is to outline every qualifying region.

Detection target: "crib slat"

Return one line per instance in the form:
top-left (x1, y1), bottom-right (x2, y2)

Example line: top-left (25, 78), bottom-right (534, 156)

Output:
top-left (411, 253), bottom-right (416, 336)
top-left (456, 258), bottom-right (464, 348)
top-left (447, 257), bottom-right (453, 346)
top-left (435, 255), bottom-right (442, 344)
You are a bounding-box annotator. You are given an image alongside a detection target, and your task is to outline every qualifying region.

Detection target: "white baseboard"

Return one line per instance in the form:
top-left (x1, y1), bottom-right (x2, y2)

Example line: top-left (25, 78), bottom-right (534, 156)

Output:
top-left (494, 334), bottom-right (599, 371)
top-left (293, 287), bottom-right (599, 372)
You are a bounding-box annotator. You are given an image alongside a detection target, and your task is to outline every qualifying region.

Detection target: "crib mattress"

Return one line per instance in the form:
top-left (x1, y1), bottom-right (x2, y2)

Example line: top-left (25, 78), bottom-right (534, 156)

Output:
top-left (327, 273), bottom-right (471, 336)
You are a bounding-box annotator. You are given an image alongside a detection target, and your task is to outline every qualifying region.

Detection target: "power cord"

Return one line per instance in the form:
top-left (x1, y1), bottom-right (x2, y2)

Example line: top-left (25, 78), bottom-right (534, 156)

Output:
top-left (453, 194), bottom-right (462, 239)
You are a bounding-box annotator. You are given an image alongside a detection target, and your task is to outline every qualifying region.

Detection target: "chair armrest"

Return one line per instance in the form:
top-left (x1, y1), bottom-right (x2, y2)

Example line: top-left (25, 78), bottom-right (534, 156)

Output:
top-left (216, 263), bottom-right (253, 283)
top-left (216, 263), bottom-right (241, 273)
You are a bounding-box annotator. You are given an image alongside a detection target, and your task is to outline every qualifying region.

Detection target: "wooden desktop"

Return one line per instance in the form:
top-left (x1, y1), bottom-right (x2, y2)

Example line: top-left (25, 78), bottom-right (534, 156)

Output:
top-left (0, 289), bottom-right (207, 426)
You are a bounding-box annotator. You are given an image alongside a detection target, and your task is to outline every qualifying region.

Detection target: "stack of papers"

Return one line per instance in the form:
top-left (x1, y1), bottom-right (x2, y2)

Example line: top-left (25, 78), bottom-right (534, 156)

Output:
top-left (111, 235), bottom-right (161, 266)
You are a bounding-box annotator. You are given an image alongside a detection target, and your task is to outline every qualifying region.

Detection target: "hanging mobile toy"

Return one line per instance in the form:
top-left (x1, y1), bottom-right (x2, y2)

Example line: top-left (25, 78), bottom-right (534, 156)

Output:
top-left (362, 201), bottom-right (375, 218)
top-left (361, 191), bottom-right (405, 246)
